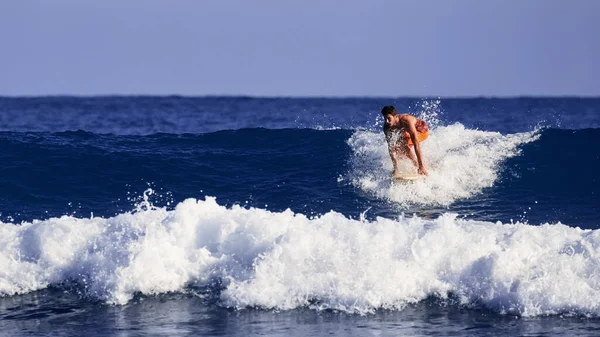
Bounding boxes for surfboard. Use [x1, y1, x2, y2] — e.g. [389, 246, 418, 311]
[391, 173, 425, 183]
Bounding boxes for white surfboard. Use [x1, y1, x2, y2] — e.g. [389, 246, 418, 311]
[391, 173, 425, 183]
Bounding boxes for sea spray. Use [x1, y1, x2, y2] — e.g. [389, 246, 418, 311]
[347, 123, 540, 206]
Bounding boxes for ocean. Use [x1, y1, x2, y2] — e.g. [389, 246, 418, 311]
[0, 96, 599, 336]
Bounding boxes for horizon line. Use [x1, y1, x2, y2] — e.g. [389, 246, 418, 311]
[1, 94, 600, 100]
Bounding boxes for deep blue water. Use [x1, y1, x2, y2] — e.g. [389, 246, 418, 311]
[0, 96, 599, 336]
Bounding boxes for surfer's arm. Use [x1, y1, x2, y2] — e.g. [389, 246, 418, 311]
[384, 127, 400, 174]
[384, 126, 393, 152]
[408, 124, 428, 175]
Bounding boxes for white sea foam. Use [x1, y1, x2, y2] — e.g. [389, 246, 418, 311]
[346, 123, 539, 206]
[1, 197, 600, 316]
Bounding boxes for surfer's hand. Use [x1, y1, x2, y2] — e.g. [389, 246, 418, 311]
[418, 166, 428, 176]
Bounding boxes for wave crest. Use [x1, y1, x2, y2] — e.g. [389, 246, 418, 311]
[2, 197, 600, 316]
[346, 123, 539, 206]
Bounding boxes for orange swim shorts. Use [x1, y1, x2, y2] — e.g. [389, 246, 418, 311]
[404, 130, 429, 147]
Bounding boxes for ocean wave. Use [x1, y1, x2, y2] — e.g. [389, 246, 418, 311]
[1, 195, 599, 317]
[0, 126, 597, 227]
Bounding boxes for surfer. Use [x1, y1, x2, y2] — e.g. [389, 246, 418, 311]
[381, 105, 429, 176]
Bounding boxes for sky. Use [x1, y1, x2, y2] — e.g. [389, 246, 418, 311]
[0, 0, 598, 97]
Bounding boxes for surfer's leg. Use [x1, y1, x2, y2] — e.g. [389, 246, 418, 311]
[401, 145, 419, 168]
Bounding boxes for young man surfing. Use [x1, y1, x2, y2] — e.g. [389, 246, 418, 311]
[381, 105, 429, 177]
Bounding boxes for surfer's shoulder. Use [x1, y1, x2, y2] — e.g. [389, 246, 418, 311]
[398, 114, 417, 123]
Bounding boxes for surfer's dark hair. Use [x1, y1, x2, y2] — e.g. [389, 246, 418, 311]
[381, 106, 397, 116]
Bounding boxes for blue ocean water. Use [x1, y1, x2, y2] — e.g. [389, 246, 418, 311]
[0, 96, 599, 336]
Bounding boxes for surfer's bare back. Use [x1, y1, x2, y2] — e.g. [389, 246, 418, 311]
[381, 106, 429, 176]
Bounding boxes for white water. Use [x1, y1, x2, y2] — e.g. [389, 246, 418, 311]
[347, 123, 539, 206]
[1, 196, 599, 316]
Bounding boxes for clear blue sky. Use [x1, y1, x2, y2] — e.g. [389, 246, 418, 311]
[1, 0, 598, 97]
